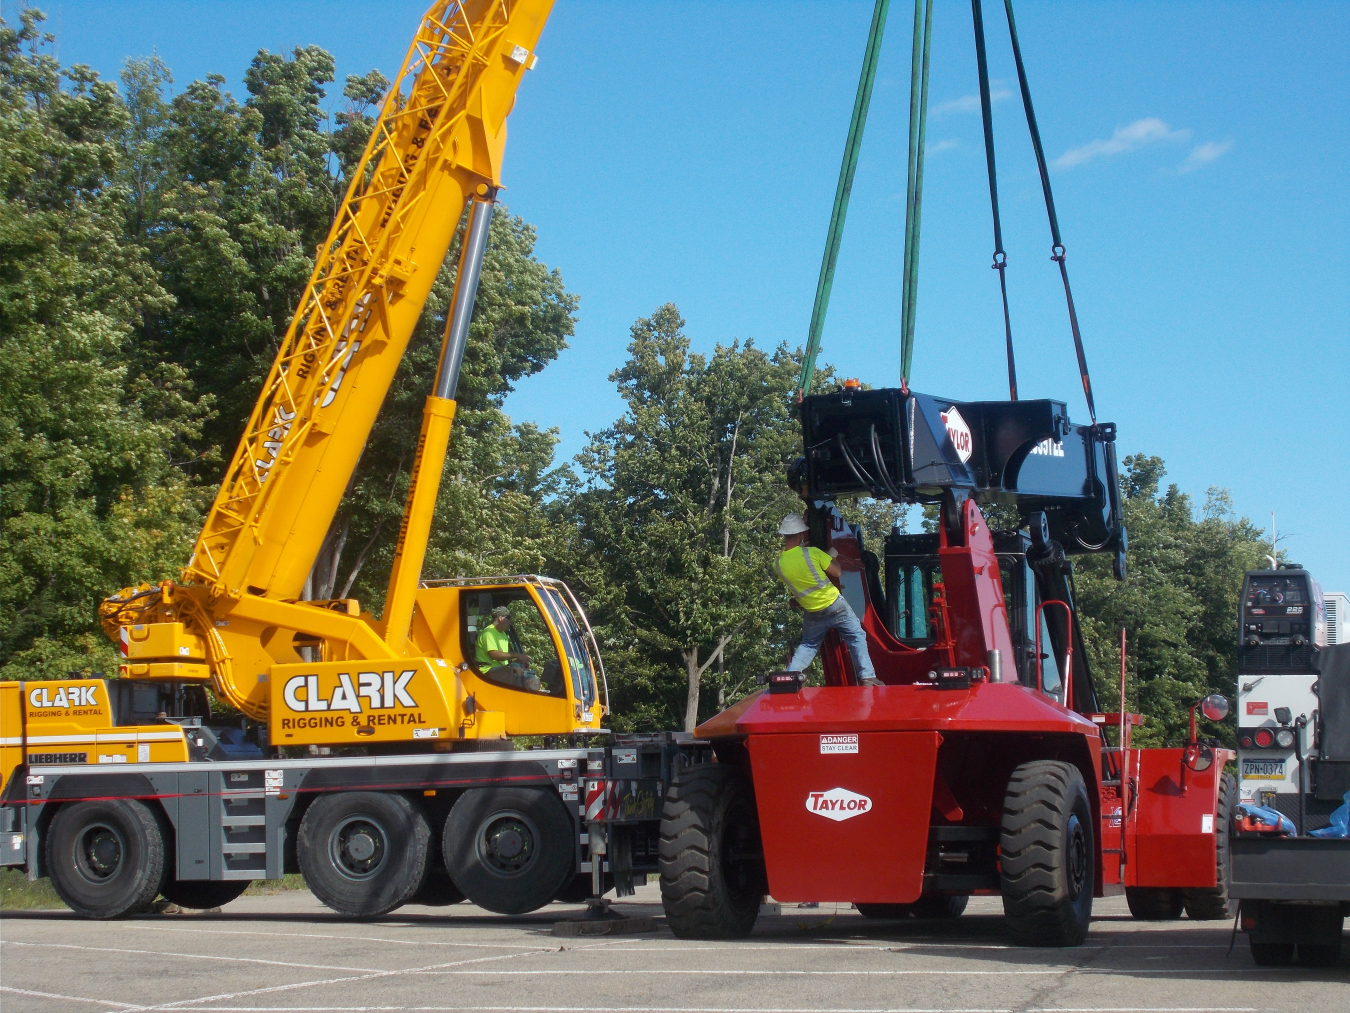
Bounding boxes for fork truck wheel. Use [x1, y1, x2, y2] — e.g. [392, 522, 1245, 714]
[160, 879, 251, 910]
[298, 791, 430, 917]
[46, 799, 167, 919]
[1000, 760, 1094, 947]
[659, 763, 765, 939]
[443, 787, 574, 914]
[1182, 772, 1236, 920]
[1125, 888, 1184, 920]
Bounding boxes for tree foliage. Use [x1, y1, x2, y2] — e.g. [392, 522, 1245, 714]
[0, 13, 574, 677]
[560, 305, 803, 730]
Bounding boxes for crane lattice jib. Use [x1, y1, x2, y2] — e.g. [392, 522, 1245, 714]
[186, 0, 553, 601]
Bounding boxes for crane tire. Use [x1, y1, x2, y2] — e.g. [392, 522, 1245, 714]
[659, 763, 764, 940]
[160, 879, 251, 910]
[1182, 772, 1237, 920]
[999, 760, 1094, 947]
[1125, 888, 1184, 920]
[444, 787, 574, 915]
[298, 791, 430, 918]
[46, 799, 167, 919]
[408, 870, 465, 907]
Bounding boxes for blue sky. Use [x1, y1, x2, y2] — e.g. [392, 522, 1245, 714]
[30, 1, 1350, 594]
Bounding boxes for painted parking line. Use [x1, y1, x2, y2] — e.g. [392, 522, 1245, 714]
[0, 985, 141, 1009]
[0, 939, 384, 974]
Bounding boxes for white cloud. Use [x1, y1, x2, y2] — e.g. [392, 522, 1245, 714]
[1053, 117, 1192, 169]
[1178, 139, 1233, 173]
[933, 87, 1011, 117]
[930, 138, 959, 153]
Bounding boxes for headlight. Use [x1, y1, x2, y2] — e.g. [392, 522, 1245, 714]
[1275, 728, 1295, 749]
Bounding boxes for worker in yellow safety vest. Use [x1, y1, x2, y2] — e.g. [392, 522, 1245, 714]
[773, 514, 879, 686]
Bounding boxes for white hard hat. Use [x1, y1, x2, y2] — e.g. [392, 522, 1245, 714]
[778, 513, 809, 536]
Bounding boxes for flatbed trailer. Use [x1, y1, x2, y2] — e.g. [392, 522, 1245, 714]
[0, 734, 697, 918]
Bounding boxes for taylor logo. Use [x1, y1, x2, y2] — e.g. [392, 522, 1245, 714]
[806, 788, 872, 821]
[940, 407, 973, 463]
[820, 734, 859, 754]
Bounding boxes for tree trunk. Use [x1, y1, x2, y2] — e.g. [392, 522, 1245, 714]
[682, 647, 702, 733]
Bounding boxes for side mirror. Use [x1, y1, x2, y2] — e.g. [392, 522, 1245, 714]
[1183, 741, 1215, 772]
[1200, 694, 1229, 722]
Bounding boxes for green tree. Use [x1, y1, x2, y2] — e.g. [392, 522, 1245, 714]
[562, 305, 804, 731]
[0, 12, 208, 678]
[312, 208, 579, 609]
[1074, 454, 1269, 746]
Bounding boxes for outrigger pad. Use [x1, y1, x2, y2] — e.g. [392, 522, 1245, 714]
[795, 387, 1124, 557]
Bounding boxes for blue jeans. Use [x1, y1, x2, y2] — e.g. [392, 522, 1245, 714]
[788, 596, 877, 682]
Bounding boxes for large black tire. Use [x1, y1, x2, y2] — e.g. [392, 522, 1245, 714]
[659, 763, 765, 939]
[407, 870, 464, 907]
[1126, 887, 1184, 920]
[298, 792, 430, 917]
[1000, 760, 1095, 947]
[912, 893, 968, 919]
[46, 800, 167, 919]
[856, 903, 913, 919]
[160, 879, 251, 910]
[1183, 772, 1237, 920]
[1250, 941, 1295, 966]
[443, 787, 574, 915]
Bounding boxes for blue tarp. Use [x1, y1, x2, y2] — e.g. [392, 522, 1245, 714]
[1310, 790, 1350, 839]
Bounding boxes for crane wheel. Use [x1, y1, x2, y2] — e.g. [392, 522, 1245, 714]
[297, 791, 430, 918]
[443, 787, 574, 915]
[160, 879, 251, 910]
[659, 763, 765, 940]
[408, 870, 465, 907]
[1182, 772, 1236, 920]
[1125, 888, 1184, 920]
[46, 800, 167, 919]
[999, 760, 1094, 947]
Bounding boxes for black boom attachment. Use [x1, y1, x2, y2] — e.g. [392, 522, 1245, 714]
[793, 387, 1125, 572]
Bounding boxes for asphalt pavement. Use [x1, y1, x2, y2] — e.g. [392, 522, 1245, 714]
[1, 887, 1345, 1013]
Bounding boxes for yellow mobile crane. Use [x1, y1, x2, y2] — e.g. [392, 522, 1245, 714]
[0, 2, 656, 921]
[3, 0, 602, 778]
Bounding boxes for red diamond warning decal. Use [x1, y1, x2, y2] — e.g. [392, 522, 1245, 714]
[941, 406, 973, 464]
[805, 787, 872, 821]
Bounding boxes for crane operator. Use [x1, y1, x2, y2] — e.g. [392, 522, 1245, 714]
[476, 606, 541, 692]
[773, 514, 880, 686]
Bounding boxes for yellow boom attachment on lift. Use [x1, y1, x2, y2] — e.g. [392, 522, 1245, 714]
[86, 0, 607, 753]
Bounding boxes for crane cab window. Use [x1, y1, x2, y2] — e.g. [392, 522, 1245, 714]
[462, 590, 567, 697]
